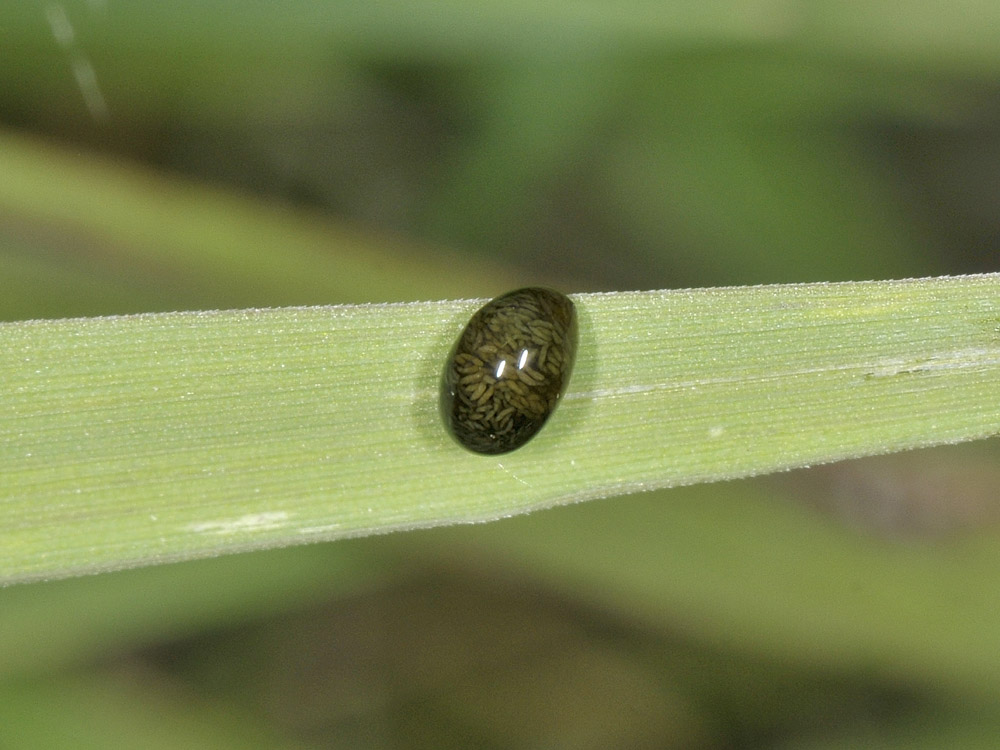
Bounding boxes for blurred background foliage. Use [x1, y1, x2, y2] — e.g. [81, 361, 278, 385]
[3, 1, 1000, 747]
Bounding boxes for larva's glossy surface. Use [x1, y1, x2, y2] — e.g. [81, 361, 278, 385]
[441, 287, 577, 455]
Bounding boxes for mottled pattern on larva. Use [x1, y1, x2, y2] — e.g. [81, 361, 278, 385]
[442, 288, 577, 454]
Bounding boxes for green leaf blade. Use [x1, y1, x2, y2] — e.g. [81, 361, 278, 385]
[3, 275, 1000, 583]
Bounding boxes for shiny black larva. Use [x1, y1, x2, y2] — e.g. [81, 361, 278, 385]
[441, 287, 578, 455]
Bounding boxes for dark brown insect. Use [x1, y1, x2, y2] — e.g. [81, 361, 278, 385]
[441, 287, 577, 454]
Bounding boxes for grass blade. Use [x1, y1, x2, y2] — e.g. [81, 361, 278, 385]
[3, 274, 999, 582]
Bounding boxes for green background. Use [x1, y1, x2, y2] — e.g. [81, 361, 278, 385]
[3, 1, 1000, 746]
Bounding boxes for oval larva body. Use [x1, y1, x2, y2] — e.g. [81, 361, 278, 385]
[441, 287, 577, 454]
